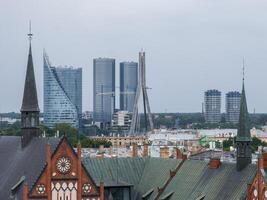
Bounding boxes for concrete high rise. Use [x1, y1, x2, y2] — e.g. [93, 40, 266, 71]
[43, 53, 81, 128]
[120, 62, 138, 112]
[226, 91, 241, 124]
[204, 89, 221, 123]
[93, 58, 115, 128]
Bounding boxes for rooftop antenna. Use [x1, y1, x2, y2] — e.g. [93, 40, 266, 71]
[27, 21, 33, 42]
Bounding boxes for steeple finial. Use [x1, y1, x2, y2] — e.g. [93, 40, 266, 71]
[27, 21, 33, 42]
[242, 57, 245, 82]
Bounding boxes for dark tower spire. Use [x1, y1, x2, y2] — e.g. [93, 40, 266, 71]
[21, 22, 40, 147]
[236, 61, 252, 171]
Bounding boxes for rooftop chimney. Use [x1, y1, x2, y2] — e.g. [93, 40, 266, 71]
[132, 143, 138, 157]
[143, 143, 149, 157]
[208, 158, 221, 169]
[260, 148, 267, 169]
[160, 147, 169, 158]
[176, 148, 187, 160]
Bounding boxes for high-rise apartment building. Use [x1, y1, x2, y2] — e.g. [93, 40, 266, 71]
[93, 58, 115, 128]
[226, 91, 241, 124]
[112, 110, 131, 132]
[204, 89, 221, 123]
[120, 62, 138, 112]
[43, 53, 82, 128]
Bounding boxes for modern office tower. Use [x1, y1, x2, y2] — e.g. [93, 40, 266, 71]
[93, 58, 115, 128]
[120, 62, 138, 112]
[204, 89, 221, 123]
[226, 91, 241, 124]
[54, 67, 82, 121]
[43, 53, 82, 128]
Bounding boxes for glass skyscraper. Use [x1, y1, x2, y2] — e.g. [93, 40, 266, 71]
[120, 62, 138, 112]
[226, 91, 241, 124]
[43, 53, 82, 128]
[204, 89, 221, 123]
[93, 58, 115, 128]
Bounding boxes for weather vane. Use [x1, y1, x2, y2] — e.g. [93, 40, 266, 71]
[27, 21, 33, 41]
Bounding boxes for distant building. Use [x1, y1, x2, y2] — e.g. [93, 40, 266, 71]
[226, 91, 241, 124]
[112, 110, 131, 132]
[204, 89, 221, 123]
[120, 62, 138, 112]
[82, 111, 93, 120]
[43, 53, 81, 128]
[93, 58, 115, 128]
[91, 135, 148, 147]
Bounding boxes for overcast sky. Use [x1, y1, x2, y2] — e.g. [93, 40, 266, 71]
[1, 0, 267, 113]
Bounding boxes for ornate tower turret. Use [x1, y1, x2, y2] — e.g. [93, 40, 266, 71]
[236, 66, 252, 171]
[21, 24, 40, 147]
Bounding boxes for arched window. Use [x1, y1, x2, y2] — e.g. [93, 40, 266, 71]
[26, 117, 31, 127]
[31, 117, 35, 127]
[51, 182, 77, 200]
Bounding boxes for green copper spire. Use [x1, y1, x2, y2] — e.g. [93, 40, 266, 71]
[236, 67, 251, 142]
[236, 62, 252, 171]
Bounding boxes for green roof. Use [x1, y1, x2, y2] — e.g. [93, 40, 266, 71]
[82, 157, 256, 200]
[159, 160, 256, 200]
[135, 158, 181, 200]
[82, 157, 146, 187]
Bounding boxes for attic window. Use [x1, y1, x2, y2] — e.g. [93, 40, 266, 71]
[195, 194, 206, 200]
[160, 191, 174, 200]
[142, 188, 154, 199]
[10, 176, 25, 196]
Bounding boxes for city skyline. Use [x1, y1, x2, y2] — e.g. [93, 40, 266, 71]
[1, 0, 267, 113]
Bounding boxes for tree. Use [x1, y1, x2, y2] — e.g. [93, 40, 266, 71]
[223, 137, 235, 151]
[52, 123, 79, 146]
[215, 141, 222, 149]
[251, 136, 267, 153]
[81, 138, 112, 148]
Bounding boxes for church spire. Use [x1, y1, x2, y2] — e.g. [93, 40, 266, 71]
[237, 59, 251, 141]
[21, 22, 40, 148]
[236, 60, 252, 171]
[21, 21, 39, 112]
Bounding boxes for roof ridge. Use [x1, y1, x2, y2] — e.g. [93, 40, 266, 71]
[154, 159, 186, 200]
[29, 137, 62, 194]
[136, 157, 151, 186]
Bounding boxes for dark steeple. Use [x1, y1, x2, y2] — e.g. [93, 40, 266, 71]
[21, 23, 40, 147]
[236, 63, 252, 171]
[21, 31, 39, 112]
